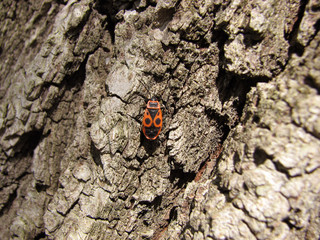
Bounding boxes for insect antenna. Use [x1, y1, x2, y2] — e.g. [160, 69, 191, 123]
[138, 78, 152, 101]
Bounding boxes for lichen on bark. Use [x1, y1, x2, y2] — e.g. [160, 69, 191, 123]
[0, 0, 320, 239]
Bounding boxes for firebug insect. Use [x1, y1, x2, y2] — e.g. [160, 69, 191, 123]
[142, 97, 162, 140]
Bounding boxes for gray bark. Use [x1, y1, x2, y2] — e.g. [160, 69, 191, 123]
[0, 0, 320, 239]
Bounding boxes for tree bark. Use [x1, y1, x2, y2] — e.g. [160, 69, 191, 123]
[1, 0, 320, 239]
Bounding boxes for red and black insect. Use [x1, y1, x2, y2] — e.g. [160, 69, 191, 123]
[142, 97, 162, 140]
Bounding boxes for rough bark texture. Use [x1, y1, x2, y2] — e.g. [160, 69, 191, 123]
[0, 0, 320, 239]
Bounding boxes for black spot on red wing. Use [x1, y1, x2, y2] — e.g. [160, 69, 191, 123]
[155, 118, 161, 125]
[145, 118, 151, 125]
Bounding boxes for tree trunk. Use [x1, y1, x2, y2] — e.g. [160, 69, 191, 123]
[1, 0, 320, 239]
